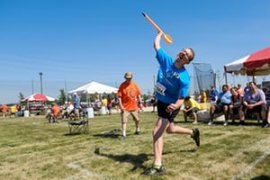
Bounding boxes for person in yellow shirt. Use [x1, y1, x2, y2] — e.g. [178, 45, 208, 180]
[101, 96, 108, 114]
[200, 90, 207, 103]
[9, 105, 17, 117]
[183, 96, 201, 124]
[101, 96, 108, 107]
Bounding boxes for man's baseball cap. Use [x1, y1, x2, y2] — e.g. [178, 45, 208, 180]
[124, 72, 133, 79]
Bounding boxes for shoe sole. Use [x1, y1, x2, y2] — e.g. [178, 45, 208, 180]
[192, 129, 200, 147]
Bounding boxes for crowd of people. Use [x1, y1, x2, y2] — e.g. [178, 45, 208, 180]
[183, 82, 270, 128]
[0, 103, 22, 117]
[212, 82, 270, 127]
[45, 93, 118, 123]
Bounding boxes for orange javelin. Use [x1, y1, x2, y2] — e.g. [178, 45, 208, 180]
[142, 12, 173, 44]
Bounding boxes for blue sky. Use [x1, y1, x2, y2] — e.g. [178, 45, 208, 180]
[1, 0, 270, 103]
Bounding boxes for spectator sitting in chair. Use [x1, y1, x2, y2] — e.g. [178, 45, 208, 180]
[242, 81, 266, 125]
[62, 102, 73, 119]
[229, 87, 244, 124]
[209, 84, 232, 126]
[183, 96, 201, 124]
[236, 84, 244, 97]
[210, 86, 219, 102]
[244, 82, 250, 93]
[51, 103, 60, 123]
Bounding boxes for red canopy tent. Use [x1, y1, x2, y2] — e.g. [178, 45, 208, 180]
[21, 93, 55, 102]
[21, 93, 56, 114]
[224, 47, 270, 81]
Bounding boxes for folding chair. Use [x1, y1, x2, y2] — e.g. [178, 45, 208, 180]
[67, 112, 89, 134]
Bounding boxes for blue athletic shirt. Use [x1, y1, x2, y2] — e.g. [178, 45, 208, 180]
[155, 48, 190, 104]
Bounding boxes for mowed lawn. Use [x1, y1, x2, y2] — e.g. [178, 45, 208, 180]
[0, 112, 270, 180]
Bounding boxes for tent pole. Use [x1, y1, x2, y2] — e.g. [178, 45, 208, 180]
[224, 72, 228, 85]
[252, 72, 255, 82]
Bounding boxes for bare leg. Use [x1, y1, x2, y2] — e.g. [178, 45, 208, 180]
[153, 118, 169, 166]
[239, 107, 245, 121]
[229, 105, 234, 123]
[166, 123, 193, 134]
[193, 112, 198, 124]
[209, 106, 215, 125]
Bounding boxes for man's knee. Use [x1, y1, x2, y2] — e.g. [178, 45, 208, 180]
[133, 118, 140, 123]
[166, 126, 174, 133]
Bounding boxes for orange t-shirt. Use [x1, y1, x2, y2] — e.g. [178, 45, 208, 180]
[117, 81, 141, 111]
[52, 105, 60, 116]
[2, 104, 8, 113]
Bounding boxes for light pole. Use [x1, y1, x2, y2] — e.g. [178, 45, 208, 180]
[39, 72, 43, 94]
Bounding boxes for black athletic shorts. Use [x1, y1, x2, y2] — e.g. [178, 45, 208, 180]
[157, 100, 180, 123]
[244, 105, 263, 114]
[214, 103, 230, 114]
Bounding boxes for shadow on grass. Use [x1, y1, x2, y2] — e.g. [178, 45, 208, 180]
[251, 175, 270, 180]
[94, 148, 149, 171]
[176, 120, 263, 127]
[93, 129, 122, 139]
[163, 148, 197, 154]
[63, 132, 89, 136]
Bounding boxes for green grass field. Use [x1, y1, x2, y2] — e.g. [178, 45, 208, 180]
[0, 113, 269, 180]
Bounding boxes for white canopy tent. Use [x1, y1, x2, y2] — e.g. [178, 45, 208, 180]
[68, 81, 118, 94]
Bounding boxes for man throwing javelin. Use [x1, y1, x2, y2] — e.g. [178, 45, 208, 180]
[144, 32, 200, 176]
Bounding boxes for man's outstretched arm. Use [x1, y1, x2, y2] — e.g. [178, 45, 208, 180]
[154, 32, 163, 51]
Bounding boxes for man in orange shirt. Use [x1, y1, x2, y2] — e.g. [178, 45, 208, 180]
[118, 72, 143, 138]
[1, 104, 8, 117]
[51, 103, 60, 123]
